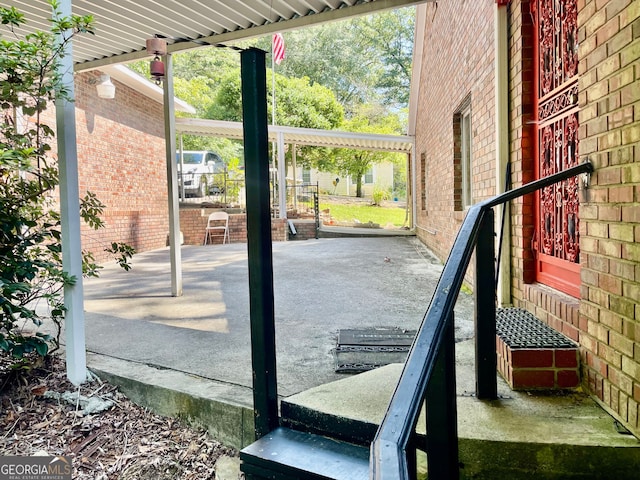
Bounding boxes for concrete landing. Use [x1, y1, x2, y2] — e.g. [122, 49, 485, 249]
[318, 225, 415, 237]
[283, 342, 640, 479]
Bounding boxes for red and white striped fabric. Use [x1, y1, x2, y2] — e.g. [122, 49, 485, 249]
[272, 33, 285, 65]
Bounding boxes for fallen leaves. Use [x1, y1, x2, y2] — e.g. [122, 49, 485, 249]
[0, 354, 238, 479]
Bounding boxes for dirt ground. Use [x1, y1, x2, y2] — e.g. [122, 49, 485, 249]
[0, 354, 239, 479]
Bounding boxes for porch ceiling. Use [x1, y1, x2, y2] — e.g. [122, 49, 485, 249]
[6, 0, 425, 71]
[176, 118, 414, 153]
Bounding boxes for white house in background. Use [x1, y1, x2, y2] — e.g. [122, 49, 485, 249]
[290, 162, 395, 198]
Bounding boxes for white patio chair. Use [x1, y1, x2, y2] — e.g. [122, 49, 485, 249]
[203, 211, 230, 245]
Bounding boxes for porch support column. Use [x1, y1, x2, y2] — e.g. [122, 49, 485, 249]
[495, 0, 511, 306]
[163, 53, 183, 297]
[241, 48, 279, 438]
[56, 0, 86, 385]
[292, 143, 298, 211]
[277, 131, 287, 219]
[475, 209, 498, 400]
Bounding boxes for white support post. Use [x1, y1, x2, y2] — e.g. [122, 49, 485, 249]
[495, 2, 511, 307]
[277, 131, 287, 219]
[163, 53, 183, 297]
[292, 143, 297, 211]
[56, 0, 87, 385]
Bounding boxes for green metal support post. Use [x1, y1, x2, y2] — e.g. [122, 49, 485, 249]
[241, 48, 279, 438]
[475, 208, 498, 400]
[425, 314, 459, 480]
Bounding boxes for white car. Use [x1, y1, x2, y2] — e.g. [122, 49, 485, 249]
[176, 151, 225, 197]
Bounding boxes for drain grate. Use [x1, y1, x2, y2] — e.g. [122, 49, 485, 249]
[333, 328, 416, 373]
[496, 308, 576, 349]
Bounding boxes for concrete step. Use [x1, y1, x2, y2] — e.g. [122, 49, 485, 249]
[240, 427, 369, 480]
[318, 225, 415, 238]
[89, 341, 640, 479]
[281, 361, 640, 479]
[87, 353, 255, 450]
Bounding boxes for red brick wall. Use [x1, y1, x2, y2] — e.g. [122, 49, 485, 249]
[508, 0, 639, 436]
[179, 209, 289, 244]
[44, 71, 169, 262]
[574, 0, 639, 437]
[414, 0, 639, 437]
[290, 220, 318, 240]
[414, 0, 496, 267]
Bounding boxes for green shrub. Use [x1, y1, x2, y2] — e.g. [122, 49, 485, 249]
[372, 185, 389, 206]
[0, 1, 133, 360]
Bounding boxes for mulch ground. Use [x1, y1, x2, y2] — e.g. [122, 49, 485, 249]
[0, 353, 239, 479]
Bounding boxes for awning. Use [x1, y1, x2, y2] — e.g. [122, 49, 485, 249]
[8, 0, 425, 70]
[177, 118, 414, 153]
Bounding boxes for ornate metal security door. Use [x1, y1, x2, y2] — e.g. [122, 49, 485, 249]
[532, 0, 580, 297]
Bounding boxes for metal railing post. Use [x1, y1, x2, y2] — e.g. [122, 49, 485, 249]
[371, 161, 592, 479]
[425, 314, 459, 480]
[314, 188, 320, 239]
[475, 208, 498, 399]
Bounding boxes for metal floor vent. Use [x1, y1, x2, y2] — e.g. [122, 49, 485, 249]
[496, 308, 577, 349]
[333, 328, 416, 373]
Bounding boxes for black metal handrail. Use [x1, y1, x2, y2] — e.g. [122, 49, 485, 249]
[370, 161, 593, 479]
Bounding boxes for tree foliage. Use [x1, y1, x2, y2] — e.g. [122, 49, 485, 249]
[0, 1, 133, 360]
[263, 22, 380, 111]
[207, 68, 344, 129]
[352, 8, 415, 109]
[260, 7, 415, 113]
[325, 106, 405, 197]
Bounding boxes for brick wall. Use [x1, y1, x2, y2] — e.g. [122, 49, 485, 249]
[179, 208, 289, 244]
[414, 0, 639, 436]
[576, 0, 640, 436]
[289, 220, 318, 240]
[414, 0, 496, 268]
[44, 71, 170, 263]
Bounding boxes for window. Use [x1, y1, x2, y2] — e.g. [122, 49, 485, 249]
[364, 169, 374, 184]
[302, 168, 311, 184]
[453, 96, 472, 210]
[460, 106, 472, 208]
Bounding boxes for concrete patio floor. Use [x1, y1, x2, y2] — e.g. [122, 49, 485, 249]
[62, 235, 639, 477]
[81, 236, 473, 398]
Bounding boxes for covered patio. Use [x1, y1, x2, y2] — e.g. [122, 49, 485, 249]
[8, 0, 423, 384]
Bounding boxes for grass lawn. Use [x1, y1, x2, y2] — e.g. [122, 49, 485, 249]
[319, 201, 407, 228]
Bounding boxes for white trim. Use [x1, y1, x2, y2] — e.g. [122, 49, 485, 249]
[495, 3, 511, 307]
[57, 0, 87, 385]
[408, 3, 426, 137]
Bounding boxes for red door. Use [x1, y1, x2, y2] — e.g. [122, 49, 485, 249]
[532, 0, 580, 297]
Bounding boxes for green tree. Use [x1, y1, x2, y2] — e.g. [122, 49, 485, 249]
[264, 22, 380, 112]
[353, 8, 415, 108]
[0, 2, 133, 360]
[326, 107, 404, 198]
[208, 69, 343, 128]
[262, 7, 415, 113]
[208, 68, 344, 169]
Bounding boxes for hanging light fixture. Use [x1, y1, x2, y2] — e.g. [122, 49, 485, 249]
[91, 73, 116, 99]
[146, 37, 167, 85]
